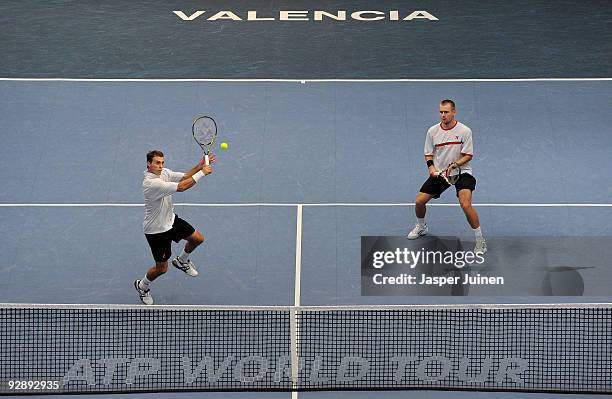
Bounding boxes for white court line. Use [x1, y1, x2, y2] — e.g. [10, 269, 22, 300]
[290, 205, 303, 396]
[0, 203, 612, 207]
[1, 78, 611, 82]
[294, 205, 303, 307]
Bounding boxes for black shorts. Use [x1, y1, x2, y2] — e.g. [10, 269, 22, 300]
[419, 173, 477, 199]
[145, 215, 196, 262]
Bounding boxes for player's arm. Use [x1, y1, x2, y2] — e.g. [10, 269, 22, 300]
[177, 156, 216, 192]
[451, 128, 474, 171]
[455, 154, 472, 166]
[177, 165, 213, 192]
[425, 155, 437, 177]
[180, 154, 217, 181]
[424, 129, 436, 176]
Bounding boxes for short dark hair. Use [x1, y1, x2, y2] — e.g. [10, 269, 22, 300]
[440, 99, 456, 109]
[147, 150, 164, 163]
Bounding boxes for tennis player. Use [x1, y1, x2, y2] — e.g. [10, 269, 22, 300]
[407, 100, 487, 254]
[134, 150, 216, 305]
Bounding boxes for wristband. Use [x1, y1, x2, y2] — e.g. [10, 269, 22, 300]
[426, 160, 434, 168]
[192, 170, 205, 183]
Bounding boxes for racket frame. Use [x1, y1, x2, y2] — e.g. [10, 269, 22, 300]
[192, 115, 218, 165]
[441, 163, 461, 185]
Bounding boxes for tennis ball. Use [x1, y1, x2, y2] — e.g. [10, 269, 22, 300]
[220, 142, 229, 150]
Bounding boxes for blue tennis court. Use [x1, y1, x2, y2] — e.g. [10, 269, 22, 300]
[1, 1, 611, 398]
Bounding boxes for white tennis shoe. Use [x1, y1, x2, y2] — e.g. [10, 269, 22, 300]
[474, 237, 487, 254]
[407, 224, 428, 240]
[172, 257, 199, 277]
[134, 280, 154, 305]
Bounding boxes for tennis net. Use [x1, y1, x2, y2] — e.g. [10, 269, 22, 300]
[1, 303, 610, 394]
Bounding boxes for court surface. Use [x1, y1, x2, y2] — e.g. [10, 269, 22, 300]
[1, 1, 611, 398]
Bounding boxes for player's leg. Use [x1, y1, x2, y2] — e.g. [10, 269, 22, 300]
[184, 230, 204, 253]
[171, 217, 201, 277]
[136, 233, 171, 305]
[457, 188, 487, 253]
[415, 192, 433, 219]
[146, 261, 169, 280]
[408, 174, 448, 239]
[407, 192, 433, 239]
[458, 189, 479, 228]
[135, 261, 167, 305]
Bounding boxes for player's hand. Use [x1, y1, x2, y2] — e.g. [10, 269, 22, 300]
[202, 165, 213, 176]
[198, 153, 217, 166]
[448, 162, 458, 172]
[429, 167, 439, 177]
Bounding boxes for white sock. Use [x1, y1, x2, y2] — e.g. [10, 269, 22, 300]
[473, 226, 483, 239]
[417, 217, 426, 226]
[178, 249, 190, 263]
[139, 275, 152, 290]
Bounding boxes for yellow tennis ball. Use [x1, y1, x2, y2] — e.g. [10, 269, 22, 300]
[220, 142, 229, 150]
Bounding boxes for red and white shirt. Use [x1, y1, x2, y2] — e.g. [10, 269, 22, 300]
[424, 121, 473, 176]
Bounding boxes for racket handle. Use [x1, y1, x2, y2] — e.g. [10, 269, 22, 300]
[204, 154, 209, 165]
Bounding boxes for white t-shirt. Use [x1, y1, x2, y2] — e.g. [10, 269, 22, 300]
[424, 121, 474, 176]
[142, 168, 184, 234]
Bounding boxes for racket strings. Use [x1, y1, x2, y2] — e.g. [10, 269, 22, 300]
[447, 173, 460, 184]
[193, 118, 217, 145]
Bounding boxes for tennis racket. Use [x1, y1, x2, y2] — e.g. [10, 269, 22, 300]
[192, 116, 217, 165]
[438, 163, 461, 185]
